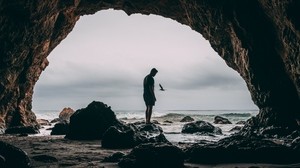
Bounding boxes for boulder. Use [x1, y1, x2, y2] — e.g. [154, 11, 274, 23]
[37, 119, 51, 126]
[102, 123, 135, 149]
[213, 116, 232, 124]
[59, 107, 74, 122]
[181, 120, 222, 135]
[129, 122, 169, 145]
[65, 101, 120, 140]
[102, 122, 169, 149]
[180, 116, 194, 122]
[51, 121, 69, 135]
[0, 141, 31, 167]
[5, 125, 39, 135]
[118, 143, 184, 168]
[102, 152, 125, 163]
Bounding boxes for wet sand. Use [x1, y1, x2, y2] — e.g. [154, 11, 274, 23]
[1, 135, 299, 168]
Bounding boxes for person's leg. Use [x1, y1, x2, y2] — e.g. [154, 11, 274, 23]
[145, 106, 149, 123]
[147, 106, 153, 124]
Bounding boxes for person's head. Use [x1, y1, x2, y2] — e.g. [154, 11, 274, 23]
[150, 68, 158, 77]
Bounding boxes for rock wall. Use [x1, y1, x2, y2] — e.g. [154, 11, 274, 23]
[0, 0, 299, 129]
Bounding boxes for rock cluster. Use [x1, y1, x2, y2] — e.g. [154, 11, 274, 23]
[181, 120, 222, 135]
[50, 107, 74, 135]
[185, 134, 300, 164]
[102, 122, 169, 149]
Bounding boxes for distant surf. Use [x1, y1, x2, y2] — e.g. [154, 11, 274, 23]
[35, 109, 258, 143]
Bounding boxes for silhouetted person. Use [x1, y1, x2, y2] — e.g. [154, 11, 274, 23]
[143, 68, 158, 124]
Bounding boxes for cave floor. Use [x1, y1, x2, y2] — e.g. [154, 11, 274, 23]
[0, 135, 300, 168]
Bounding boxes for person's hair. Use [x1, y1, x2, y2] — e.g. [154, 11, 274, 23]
[150, 68, 158, 74]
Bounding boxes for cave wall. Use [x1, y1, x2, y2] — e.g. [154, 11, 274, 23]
[0, 0, 299, 129]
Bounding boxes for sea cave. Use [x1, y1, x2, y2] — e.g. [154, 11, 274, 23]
[0, 0, 300, 167]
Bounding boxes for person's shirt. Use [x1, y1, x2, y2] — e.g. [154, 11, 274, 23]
[143, 74, 154, 96]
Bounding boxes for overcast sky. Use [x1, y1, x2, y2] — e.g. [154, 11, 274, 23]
[32, 9, 258, 111]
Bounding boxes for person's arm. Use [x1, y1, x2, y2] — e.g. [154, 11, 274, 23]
[150, 85, 156, 102]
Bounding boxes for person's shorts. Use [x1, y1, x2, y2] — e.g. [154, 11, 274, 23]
[143, 94, 155, 106]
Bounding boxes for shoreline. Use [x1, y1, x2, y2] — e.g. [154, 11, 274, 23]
[1, 134, 300, 168]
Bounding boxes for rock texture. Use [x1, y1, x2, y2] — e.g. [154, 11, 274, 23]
[213, 116, 232, 124]
[65, 101, 120, 140]
[0, 1, 300, 131]
[58, 107, 74, 122]
[0, 140, 31, 167]
[102, 122, 169, 149]
[181, 120, 222, 135]
[185, 134, 300, 164]
[118, 143, 184, 168]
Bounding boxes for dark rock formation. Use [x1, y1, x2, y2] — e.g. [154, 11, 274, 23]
[32, 155, 58, 163]
[102, 123, 135, 149]
[65, 101, 120, 140]
[180, 116, 194, 122]
[50, 121, 69, 135]
[102, 122, 169, 149]
[181, 120, 222, 135]
[58, 107, 74, 122]
[0, 0, 299, 133]
[213, 116, 232, 124]
[185, 135, 300, 164]
[291, 137, 300, 151]
[5, 125, 39, 135]
[0, 141, 31, 167]
[102, 152, 125, 163]
[118, 143, 184, 168]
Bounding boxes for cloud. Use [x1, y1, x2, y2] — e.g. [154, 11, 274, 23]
[33, 9, 257, 111]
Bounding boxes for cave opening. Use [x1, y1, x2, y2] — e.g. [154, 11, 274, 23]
[32, 9, 257, 114]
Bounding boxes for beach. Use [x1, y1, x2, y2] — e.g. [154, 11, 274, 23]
[1, 108, 300, 167]
[1, 134, 300, 168]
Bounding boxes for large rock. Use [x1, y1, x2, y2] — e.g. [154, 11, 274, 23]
[118, 143, 184, 168]
[180, 116, 194, 122]
[213, 116, 232, 124]
[59, 107, 74, 122]
[51, 121, 69, 135]
[181, 120, 222, 135]
[102, 122, 169, 149]
[65, 101, 120, 140]
[102, 123, 135, 149]
[5, 125, 39, 135]
[0, 141, 31, 167]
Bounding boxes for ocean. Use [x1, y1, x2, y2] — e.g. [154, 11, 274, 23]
[35, 109, 258, 143]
